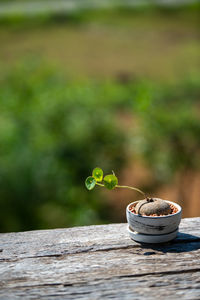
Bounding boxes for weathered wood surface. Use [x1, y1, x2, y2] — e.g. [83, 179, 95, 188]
[0, 217, 200, 299]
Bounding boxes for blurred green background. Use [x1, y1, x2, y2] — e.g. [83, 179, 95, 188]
[0, 0, 200, 232]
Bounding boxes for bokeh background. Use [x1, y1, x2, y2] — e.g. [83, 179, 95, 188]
[0, 0, 200, 232]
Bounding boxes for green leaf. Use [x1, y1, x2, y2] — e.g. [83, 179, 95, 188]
[104, 174, 118, 190]
[85, 176, 96, 190]
[92, 167, 103, 182]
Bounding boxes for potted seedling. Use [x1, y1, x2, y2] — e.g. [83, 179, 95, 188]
[85, 167, 182, 243]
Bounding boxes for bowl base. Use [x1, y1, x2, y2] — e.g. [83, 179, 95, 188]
[128, 226, 178, 244]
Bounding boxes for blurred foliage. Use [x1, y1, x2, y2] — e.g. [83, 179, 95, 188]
[0, 59, 200, 232]
[0, 1, 199, 27]
[129, 75, 200, 202]
[0, 60, 128, 232]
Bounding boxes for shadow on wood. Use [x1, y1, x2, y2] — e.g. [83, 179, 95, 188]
[140, 232, 200, 254]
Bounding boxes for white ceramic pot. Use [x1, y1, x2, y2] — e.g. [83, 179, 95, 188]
[126, 199, 182, 235]
[127, 226, 178, 244]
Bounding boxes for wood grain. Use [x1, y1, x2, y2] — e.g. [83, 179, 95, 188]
[0, 217, 200, 299]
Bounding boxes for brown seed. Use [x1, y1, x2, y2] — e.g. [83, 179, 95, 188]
[129, 203, 178, 216]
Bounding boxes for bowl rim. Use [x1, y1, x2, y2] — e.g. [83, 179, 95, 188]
[126, 199, 182, 219]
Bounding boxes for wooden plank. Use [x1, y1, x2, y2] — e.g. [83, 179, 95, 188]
[0, 217, 200, 299]
[0, 217, 200, 260]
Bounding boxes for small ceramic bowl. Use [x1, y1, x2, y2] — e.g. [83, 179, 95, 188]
[126, 199, 182, 236]
[128, 226, 178, 244]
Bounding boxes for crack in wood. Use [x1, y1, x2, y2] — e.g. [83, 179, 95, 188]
[0, 245, 136, 262]
[115, 268, 200, 279]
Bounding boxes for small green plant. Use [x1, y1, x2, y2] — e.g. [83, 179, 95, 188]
[85, 167, 146, 197]
[85, 167, 172, 216]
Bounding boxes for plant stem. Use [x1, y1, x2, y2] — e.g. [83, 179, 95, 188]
[116, 185, 146, 198]
[96, 182, 146, 198]
[96, 183, 104, 187]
